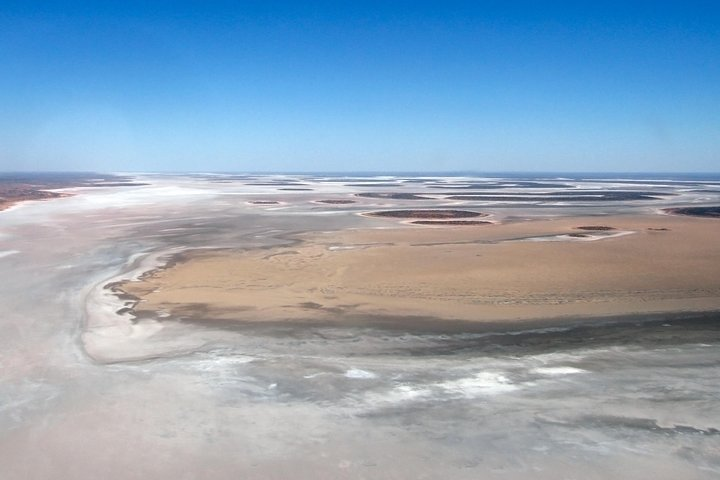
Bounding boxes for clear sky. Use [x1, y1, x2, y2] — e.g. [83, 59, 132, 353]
[1, 1, 718, 173]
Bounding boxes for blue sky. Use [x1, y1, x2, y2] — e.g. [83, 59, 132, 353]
[1, 1, 718, 172]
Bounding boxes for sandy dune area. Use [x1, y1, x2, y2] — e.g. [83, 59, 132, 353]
[120, 214, 720, 324]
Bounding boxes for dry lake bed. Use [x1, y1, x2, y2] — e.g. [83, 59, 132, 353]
[1, 172, 720, 479]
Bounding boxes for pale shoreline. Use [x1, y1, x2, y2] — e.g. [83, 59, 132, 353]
[110, 213, 720, 330]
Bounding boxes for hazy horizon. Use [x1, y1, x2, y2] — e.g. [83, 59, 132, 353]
[3, 170, 720, 177]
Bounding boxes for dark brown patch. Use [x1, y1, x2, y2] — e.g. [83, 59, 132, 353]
[356, 192, 432, 200]
[410, 220, 493, 226]
[366, 209, 486, 219]
[575, 226, 616, 231]
[664, 206, 720, 218]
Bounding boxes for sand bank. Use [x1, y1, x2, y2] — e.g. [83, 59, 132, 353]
[117, 214, 720, 325]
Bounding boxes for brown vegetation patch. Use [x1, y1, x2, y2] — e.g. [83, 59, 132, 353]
[356, 192, 432, 200]
[366, 209, 486, 219]
[575, 226, 616, 231]
[410, 220, 493, 226]
[664, 206, 720, 218]
[345, 183, 403, 187]
[316, 199, 356, 204]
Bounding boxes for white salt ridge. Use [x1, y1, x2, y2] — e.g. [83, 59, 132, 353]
[328, 245, 358, 251]
[82, 246, 207, 362]
[345, 368, 377, 379]
[532, 366, 587, 375]
[0, 250, 20, 259]
[517, 230, 634, 242]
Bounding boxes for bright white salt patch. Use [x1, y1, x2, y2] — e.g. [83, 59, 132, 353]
[389, 385, 431, 401]
[532, 367, 586, 375]
[0, 250, 20, 259]
[345, 368, 377, 379]
[437, 372, 519, 397]
[515, 231, 635, 243]
[369, 371, 520, 406]
[191, 355, 256, 373]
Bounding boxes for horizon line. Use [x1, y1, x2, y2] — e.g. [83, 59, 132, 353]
[2, 170, 720, 176]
